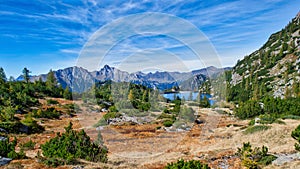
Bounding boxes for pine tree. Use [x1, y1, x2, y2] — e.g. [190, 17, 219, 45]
[46, 69, 56, 90]
[63, 86, 72, 100]
[22, 67, 30, 83]
[0, 67, 7, 83]
[199, 95, 210, 108]
[128, 89, 134, 101]
[142, 90, 148, 102]
[8, 76, 15, 82]
[245, 77, 249, 91]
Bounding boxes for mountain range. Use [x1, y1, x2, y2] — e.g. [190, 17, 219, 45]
[20, 65, 230, 93]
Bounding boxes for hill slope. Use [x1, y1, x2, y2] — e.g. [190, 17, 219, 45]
[228, 12, 300, 101]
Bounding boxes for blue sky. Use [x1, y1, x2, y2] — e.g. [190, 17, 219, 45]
[0, 0, 299, 77]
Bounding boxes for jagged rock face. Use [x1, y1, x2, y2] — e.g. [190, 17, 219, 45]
[56, 67, 95, 92]
[231, 13, 300, 98]
[25, 64, 229, 93]
[180, 74, 207, 91]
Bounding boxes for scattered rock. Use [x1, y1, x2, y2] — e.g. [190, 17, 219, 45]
[195, 119, 204, 124]
[0, 128, 8, 134]
[19, 124, 30, 134]
[272, 153, 300, 165]
[96, 126, 104, 131]
[0, 157, 12, 166]
[0, 136, 7, 141]
[72, 166, 84, 169]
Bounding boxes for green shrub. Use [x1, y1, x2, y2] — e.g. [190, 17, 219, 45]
[20, 140, 35, 150]
[259, 155, 277, 165]
[243, 125, 271, 135]
[282, 115, 300, 120]
[163, 120, 174, 127]
[0, 122, 22, 133]
[32, 108, 60, 119]
[179, 106, 195, 122]
[164, 159, 210, 169]
[248, 119, 255, 126]
[108, 105, 118, 112]
[47, 99, 59, 105]
[41, 122, 107, 166]
[0, 137, 26, 159]
[199, 96, 210, 108]
[236, 142, 276, 168]
[0, 120, 44, 134]
[94, 118, 108, 127]
[158, 113, 176, 120]
[21, 114, 44, 134]
[291, 125, 300, 151]
[257, 114, 276, 124]
[62, 103, 80, 115]
[274, 119, 286, 125]
[235, 100, 263, 119]
[103, 111, 121, 120]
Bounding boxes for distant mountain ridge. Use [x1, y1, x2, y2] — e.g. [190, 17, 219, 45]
[22, 65, 230, 92]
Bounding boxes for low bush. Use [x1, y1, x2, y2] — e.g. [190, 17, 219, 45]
[236, 142, 276, 168]
[103, 111, 121, 120]
[32, 108, 60, 119]
[62, 103, 80, 115]
[47, 99, 59, 105]
[94, 118, 108, 127]
[291, 125, 300, 151]
[158, 113, 176, 120]
[248, 119, 255, 126]
[41, 122, 108, 166]
[163, 120, 174, 127]
[282, 115, 300, 120]
[0, 137, 26, 159]
[108, 105, 118, 112]
[164, 159, 210, 169]
[20, 140, 35, 150]
[257, 114, 277, 124]
[0, 122, 22, 133]
[243, 125, 271, 135]
[21, 114, 44, 134]
[179, 106, 195, 122]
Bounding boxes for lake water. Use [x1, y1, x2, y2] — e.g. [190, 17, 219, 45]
[162, 91, 215, 105]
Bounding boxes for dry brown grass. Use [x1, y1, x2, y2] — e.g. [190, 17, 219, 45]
[2, 99, 300, 169]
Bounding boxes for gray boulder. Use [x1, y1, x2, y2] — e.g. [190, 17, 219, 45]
[0, 157, 12, 166]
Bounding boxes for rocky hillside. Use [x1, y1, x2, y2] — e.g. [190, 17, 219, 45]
[229, 12, 300, 100]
